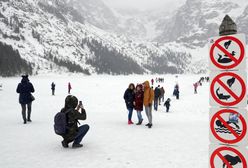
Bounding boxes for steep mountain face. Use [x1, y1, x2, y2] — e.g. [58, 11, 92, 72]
[114, 9, 168, 40]
[67, 0, 118, 31]
[156, 0, 244, 48]
[67, 0, 149, 39]
[0, 0, 191, 76]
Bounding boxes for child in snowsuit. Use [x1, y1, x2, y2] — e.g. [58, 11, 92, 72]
[164, 98, 171, 112]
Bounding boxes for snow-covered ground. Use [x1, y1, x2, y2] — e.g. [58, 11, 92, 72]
[0, 74, 209, 168]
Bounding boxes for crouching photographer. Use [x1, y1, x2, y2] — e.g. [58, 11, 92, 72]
[55, 95, 90, 148]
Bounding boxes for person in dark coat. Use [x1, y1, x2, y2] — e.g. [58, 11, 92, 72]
[61, 95, 89, 148]
[154, 85, 161, 111]
[68, 82, 72, 94]
[123, 83, 135, 125]
[173, 84, 179, 99]
[16, 75, 35, 124]
[164, 98, 171, 112]
[51, 82, 55, 95]
[159, 87, 165, 104]
[134, 84, 144, 125]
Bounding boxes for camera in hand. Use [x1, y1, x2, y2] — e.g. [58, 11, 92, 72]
[79, 101, 83, 108]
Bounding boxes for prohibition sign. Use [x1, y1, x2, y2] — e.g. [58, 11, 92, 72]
[210, 146, 247, 168]
[210, 72, 246, 106]
[210, 36, 245, 69]
[210, 109, 247, 144]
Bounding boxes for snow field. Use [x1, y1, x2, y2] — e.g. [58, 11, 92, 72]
[0, 74, 209, 168]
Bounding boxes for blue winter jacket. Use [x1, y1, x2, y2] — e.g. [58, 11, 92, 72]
[16, 78, 35, 104]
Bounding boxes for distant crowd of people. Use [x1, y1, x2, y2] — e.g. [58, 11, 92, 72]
[151, 77, 165, 85]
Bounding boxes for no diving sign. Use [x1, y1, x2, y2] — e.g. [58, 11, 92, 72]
[209, 34, 246, 70]
[210, 71, 247, 107]
[209, 108, 248, 145]
[210, 145, 248, 168]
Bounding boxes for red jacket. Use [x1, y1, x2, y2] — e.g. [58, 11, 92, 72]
[134, 90, 144, 111]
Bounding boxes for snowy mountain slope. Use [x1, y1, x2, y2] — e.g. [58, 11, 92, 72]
[67, 0, 150, 40]
[156, 0, 247, 47]
[65, 0, 248, 75]
[152, 0, 248, 74]
[67, 0, 119, 31]
[0, 0, 193, 76]
[4, 0, 248, 76]
[237, 5, 248, 40]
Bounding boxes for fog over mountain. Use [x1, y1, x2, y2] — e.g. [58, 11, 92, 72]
[103, 0, 185, 11]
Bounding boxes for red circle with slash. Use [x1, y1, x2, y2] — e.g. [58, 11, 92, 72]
[210, 146, 247, 168]
[210, 36, 245, 69]
[210, 109, 247, 144]
[210, 72, 246, 106]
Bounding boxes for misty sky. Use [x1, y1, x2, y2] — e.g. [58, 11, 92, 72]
[103, 0, 186, 11]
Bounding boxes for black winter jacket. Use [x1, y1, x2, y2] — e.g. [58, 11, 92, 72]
[62, 108, 86, 143]
[124, 88, 135, 109]
[16, 78, 35, 104]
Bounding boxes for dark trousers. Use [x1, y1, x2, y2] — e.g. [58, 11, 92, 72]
[154, 98, 158, 111]
[74, 125, 90, 145]
[194, 89, 197, 94]
[165, 105, 170, 112]
[52, 89, 55, 95]
[21, 103, 32, 122]
[127, 107, 133, 121]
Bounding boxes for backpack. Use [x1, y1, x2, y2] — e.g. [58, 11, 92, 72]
[54, 108, 72, 135]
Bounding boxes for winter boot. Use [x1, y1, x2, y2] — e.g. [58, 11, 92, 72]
[136, 119, 143, 125]
[128, 120, 133, 125]
[61, 140, 69, 148]
[72, 143, 83, 148]
[145, 123, 149, 126]
[148, 124, 153, 128]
